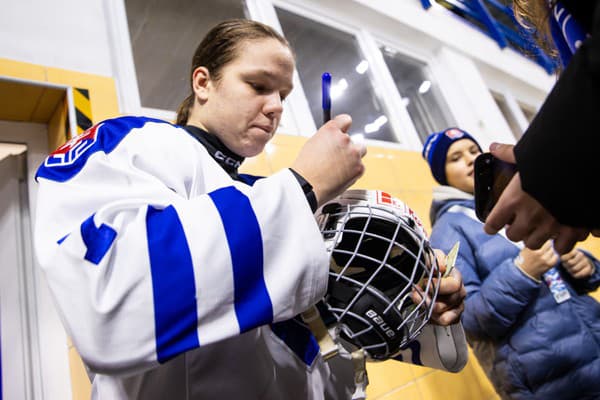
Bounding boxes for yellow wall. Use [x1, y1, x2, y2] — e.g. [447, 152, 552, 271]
[3, 58, 600, 400]
[0, 58, 120, 132]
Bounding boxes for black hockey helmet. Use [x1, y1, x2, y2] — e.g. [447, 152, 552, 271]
[315, 190, 440, 360]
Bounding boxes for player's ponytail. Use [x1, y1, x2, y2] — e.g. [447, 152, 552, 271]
[176, 94, 194, 126]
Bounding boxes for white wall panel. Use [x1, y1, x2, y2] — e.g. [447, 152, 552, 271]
[0, 0, 112, 77]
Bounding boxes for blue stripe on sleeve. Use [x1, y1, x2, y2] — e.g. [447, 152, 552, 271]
[271, 319, 320, 366]
[36, 116, 174, 182]
[146, 205, 200, 363]
[209, 186, 273, 332]
[395, 340, 423, 366]
[238, 173, 262, 186]
[80, 214, 117, 265]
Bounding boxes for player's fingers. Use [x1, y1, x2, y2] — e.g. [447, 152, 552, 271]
[433, 249, 447, 275]
[436, 273, 463, 296]
[431, 304, 464, 326]
[410, 287, 428, 305]
[351, 136, 367, 158]
[433, 290, 466, 314]
[332, 114, 352, 133]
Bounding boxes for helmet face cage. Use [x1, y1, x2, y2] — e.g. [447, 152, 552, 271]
[316, 190, 440, 361]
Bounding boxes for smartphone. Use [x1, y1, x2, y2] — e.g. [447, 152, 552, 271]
[474, 153, 517, 223]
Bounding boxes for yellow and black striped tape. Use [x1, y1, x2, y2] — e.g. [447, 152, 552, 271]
[73, 87, 93, 135]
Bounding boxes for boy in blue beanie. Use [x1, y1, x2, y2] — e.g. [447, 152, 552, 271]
[422, 128, 600, 400]
[421, 127, 481, 186]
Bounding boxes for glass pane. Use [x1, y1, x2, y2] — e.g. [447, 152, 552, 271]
[519, 103, 536, 123]
[276, 7, 396, 143]
[380, 47, 453, 144]
[126, 0, 246, 111]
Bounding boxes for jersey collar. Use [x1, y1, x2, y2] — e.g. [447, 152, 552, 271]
[183, 125, 245, 179]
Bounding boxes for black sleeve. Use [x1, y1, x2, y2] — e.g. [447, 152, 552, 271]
[514, 2, 600, 228]
[289, 168, 318, 213]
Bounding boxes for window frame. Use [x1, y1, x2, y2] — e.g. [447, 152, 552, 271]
[105, 0, 544, 150]
[491, 89, 533, 140]
[269, 0, 438, 149]
[372, 33, 458, 149]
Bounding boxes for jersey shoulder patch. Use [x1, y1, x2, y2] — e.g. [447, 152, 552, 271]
[36, 116, 174, 182]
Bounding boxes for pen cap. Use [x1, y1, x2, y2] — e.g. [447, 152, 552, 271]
[321, 72, 331, 110]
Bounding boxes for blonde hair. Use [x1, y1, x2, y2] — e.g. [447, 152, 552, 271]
[176, 19, 292, 126]
[512, 0, 558, 61]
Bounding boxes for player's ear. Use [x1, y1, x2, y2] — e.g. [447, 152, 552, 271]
[192, 66, 211, 102]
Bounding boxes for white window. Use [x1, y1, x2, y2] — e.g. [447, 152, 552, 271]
[124, 0, 247, 113]
[380, 47, 454, 144]
[490, 90, 531, 140]
[275, 6, 396, 143]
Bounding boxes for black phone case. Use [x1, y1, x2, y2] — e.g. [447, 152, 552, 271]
[474, 153, 517, 223]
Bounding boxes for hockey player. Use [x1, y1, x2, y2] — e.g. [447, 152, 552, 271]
[34, 19, 466, 399]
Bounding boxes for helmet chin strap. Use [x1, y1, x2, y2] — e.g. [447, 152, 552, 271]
[350, 349, 368, 400]
[301, 305, 369, 398]
[300, 306, 339, 361]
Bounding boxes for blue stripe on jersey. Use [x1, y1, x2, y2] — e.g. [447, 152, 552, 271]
[238, 173, 262, 186]
[395, 340, 423, 366]
[80, 214, 117, 265]
[35, 116, 172, 182]
[146, 205, 199, 363]
[271, 319, 320, 366]
[209, 186, 273, 332]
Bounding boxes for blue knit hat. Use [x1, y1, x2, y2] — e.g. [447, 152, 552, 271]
[422, 127, 482, 185]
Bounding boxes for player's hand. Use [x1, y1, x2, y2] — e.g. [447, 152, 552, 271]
[413, 249, 466, 326]
[483, 143, 588, 254]
[561, 249, 596, 279]
[291, 114, 366, 206]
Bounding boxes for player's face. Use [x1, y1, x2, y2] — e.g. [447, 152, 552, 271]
[445, 139, 480, 194]
[197, 38, 294, 158]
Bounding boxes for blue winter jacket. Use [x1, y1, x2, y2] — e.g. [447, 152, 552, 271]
[429, 186, 600, 400]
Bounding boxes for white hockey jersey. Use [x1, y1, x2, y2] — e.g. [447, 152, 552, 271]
[34, 116, 467, 399]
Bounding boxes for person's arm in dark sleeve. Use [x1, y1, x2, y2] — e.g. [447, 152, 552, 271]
[514, 3, 600, 228]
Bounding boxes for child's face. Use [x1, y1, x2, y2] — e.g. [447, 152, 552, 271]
[445, 139, 481, 194]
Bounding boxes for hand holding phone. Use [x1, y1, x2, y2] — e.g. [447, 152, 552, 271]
[474, 153, 517, 223]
